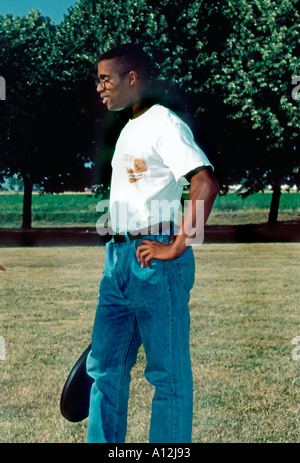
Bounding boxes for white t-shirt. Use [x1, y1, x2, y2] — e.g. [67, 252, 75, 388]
[109, 104, 212, 233]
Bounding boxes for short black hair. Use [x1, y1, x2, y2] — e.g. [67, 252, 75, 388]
[98, 43, 152, 80]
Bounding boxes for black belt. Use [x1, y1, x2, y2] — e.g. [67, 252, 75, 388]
[113, 233, 143, 243]
[113, 222, 173, 243]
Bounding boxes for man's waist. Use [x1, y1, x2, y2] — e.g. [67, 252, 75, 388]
[113, 221, 174, 243]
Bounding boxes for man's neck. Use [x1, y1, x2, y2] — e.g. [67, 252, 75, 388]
[131, 103, 151, 119]
[129, 95, 156, 119]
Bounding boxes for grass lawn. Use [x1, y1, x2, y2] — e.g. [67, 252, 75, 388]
[0, 191, 299, 227]
[0, 243, 299, 443]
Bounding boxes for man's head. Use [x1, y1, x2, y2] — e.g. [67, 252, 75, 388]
[96, 43, 152, 112]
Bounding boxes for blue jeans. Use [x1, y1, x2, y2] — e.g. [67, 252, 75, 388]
[86, 234, 195, 443]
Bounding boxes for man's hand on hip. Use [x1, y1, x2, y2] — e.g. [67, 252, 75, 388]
[136, 236, 186, 269]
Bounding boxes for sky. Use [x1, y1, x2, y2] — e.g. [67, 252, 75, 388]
[0, 0, 79, 23]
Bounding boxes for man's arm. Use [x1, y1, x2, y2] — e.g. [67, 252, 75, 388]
[136, 167, 220, 268]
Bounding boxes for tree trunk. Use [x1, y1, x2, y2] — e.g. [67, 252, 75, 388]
[268, 183, 281, 225]
[22, 175, 33, 229]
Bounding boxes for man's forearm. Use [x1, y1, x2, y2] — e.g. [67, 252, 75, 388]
[172, 168, 220, 255]
[136, 169, 219, 268]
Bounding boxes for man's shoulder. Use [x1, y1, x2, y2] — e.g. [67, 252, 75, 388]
[148, 104, 183, 127]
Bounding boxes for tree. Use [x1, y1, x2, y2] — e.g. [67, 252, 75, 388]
[0, 11, 53, 227]
[206, 0, 300, 223]
[60, 0, 229, 185]
[2, 1, 298, 228]
[143, 0, 300, 223]
[0, 10, 101, 228]
[57, 0, 161, 189]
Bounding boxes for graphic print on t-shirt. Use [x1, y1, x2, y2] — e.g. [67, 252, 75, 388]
[125, 156, 148, 183]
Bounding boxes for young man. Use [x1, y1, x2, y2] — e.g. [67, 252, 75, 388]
[86, 43, 219, 443]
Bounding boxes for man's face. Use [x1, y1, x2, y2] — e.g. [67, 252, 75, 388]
[96, 59, 132, 111]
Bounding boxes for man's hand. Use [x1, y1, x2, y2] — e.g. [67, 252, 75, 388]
[136, 168, 219, 269]
[136, 238, 181, 269]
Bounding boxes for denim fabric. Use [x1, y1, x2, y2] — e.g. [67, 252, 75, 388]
[86, 234, 195, 443]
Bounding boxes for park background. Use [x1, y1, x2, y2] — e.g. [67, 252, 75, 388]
[0, 0, 300, 443]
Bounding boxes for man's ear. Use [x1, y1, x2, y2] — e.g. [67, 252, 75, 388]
[128, 70, 139, 86]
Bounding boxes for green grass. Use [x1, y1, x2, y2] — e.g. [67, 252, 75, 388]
[213, 191, 300, 211]
[0, 191, 299, 227]
[0, 192, 102, 228]
[0, 243, 299, 443]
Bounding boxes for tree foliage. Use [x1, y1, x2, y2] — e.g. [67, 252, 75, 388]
[211, 1, 300, 196]
[0, 1, 299, 227]
[216, 0, 299, 222]
[0, 10, 101, 228]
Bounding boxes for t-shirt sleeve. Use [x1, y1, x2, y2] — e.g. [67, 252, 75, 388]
[156, 118, 213, 185]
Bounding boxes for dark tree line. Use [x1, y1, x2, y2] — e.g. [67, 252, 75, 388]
[0, 0, 299, 228]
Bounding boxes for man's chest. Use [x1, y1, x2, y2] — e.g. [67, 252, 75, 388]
[112, 127, 165, 185]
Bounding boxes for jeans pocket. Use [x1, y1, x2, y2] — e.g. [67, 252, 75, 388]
[174, 248, 195, 293]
